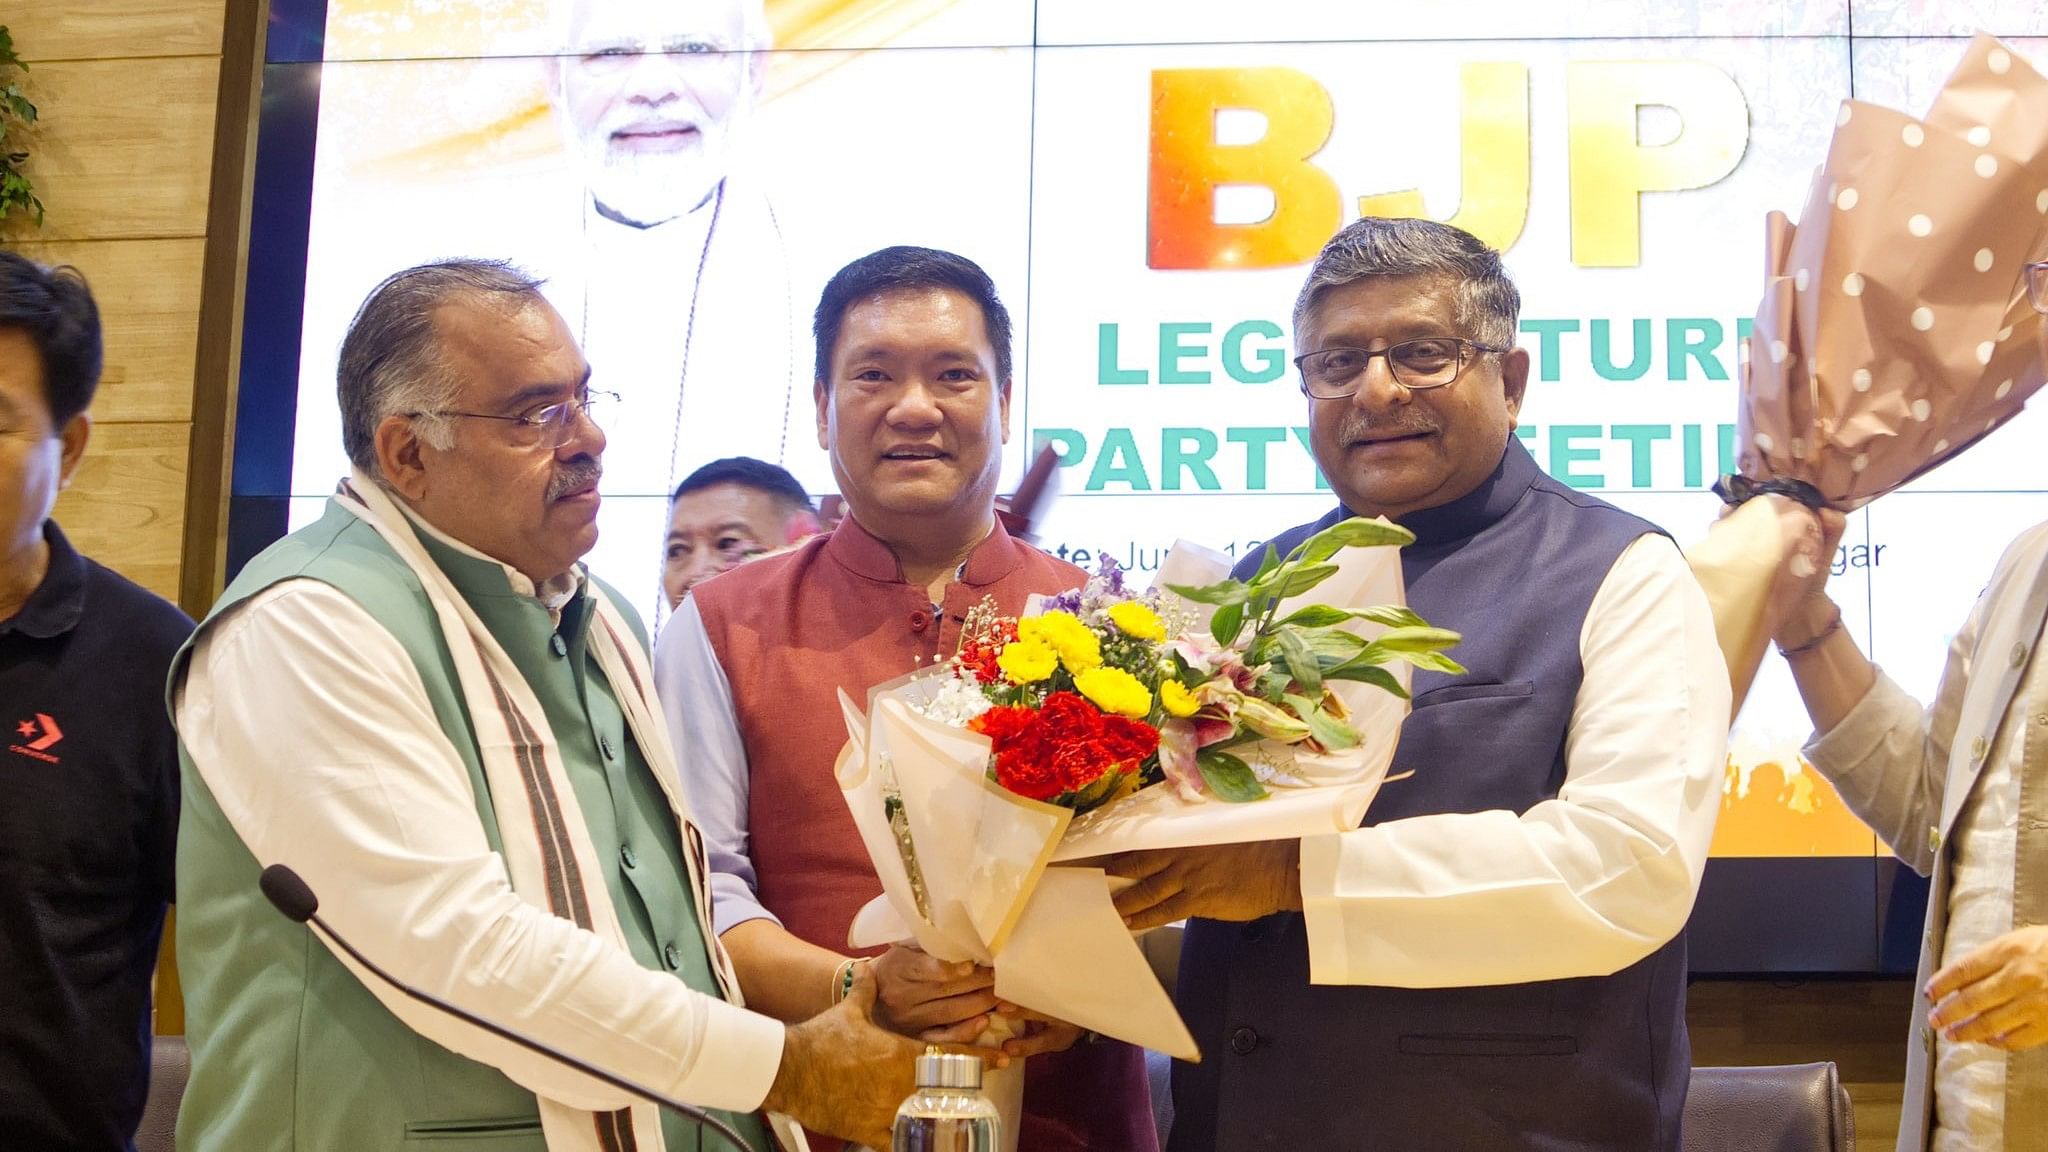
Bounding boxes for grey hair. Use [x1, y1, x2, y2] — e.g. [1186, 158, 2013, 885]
[336, 259, 549, 474]
[1291, 217, 1521, 348]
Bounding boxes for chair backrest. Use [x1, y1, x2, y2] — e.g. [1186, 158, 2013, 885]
[1682, 1062, 1854, 1152]
[136, 1034, 189, 1152]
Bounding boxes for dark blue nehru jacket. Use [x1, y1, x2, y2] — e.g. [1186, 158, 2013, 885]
[1170, 439, 1687, 1152]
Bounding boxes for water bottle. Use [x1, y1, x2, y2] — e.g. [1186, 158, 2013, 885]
[891, 1047, 1001, 1152]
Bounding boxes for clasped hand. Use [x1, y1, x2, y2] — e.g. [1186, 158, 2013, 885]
[871, 943, 1082, 1058]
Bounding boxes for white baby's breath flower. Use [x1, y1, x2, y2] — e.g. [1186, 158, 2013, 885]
[911, 674, 995, 728]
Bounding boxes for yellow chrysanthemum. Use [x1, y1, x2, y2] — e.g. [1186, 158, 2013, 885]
[1018, 611, 1102, 673]
[997, 638, 1058, 684]
[1075, 666, 1152, 718]
[1158, 678, 1202, 718]
[1106, 601, 1167, 642]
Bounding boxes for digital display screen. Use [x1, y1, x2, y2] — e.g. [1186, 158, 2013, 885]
[234, 0, 2048, 971]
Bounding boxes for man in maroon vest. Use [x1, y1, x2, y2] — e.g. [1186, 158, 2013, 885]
[656, 246, 1156, 1151]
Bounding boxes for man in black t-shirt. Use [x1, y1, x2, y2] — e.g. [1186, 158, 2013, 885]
[0, 251, 193, 1150]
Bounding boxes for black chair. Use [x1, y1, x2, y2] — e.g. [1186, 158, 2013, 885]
[136, 1034, 188, 1152]
[1683, 1062, 1855, 1152]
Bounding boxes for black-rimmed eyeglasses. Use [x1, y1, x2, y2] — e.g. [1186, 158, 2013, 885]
[1294, 338, 1508, 399]
[410, 389, 618, 450]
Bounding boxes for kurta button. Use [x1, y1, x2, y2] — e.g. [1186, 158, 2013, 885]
[601, 735, 616, 761]
[2013, 642, 2030, 668]
[1229, 1026, 1259, 1056]
[910, 610, 932, 633]
[620, 845, 638, 870]
[663, 943, 682, 970]
[1928, 826, 1943, 855]
[1970, 736, 1989, 763]
[550, 633, 568, 657]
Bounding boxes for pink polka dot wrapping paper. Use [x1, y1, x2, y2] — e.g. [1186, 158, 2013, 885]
[1736, 32, 2048, 510]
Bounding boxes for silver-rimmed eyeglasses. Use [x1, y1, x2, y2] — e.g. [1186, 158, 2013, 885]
[2027, 260, 2048, 316]
[1294, 337, 1508, 399]
[412, 388, 618, 449]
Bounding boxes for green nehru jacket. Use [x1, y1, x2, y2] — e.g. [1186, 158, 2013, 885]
[171, 500, 770, 1151]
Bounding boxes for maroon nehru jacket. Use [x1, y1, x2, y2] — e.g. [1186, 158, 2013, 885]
[691, 514, 1157, 1152]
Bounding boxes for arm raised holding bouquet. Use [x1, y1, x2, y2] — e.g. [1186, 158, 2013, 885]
[1703, 34, 2048, 1152]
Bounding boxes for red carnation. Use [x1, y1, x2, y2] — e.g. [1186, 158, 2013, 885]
[972, 691, 1160, 803]
[956, 618, 1020, 684]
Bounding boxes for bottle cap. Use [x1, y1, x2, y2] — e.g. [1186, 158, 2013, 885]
[914, 1046, 983, 1090]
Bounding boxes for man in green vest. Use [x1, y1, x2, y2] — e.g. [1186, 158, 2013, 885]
[171, 259, 922, 1152]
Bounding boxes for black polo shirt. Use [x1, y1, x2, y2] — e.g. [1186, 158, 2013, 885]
[0, 520, 192, 1151]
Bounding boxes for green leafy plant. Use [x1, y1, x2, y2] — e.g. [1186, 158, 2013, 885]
[1169, 517, 1466, 799]
[0, 27, 42, 227]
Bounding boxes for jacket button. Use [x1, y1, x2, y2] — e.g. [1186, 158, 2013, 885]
[620, 844, 638, 870]
[1970, 736, 1989, 763]
[2013, 642, 2030, 669]
[600, 735, 616, 761]
[1928, 825, 1944, 855]
[550, 633, 568, 658]
[663, 943, 683, 970]
[910, 610, 932, 633]
[1229, 1026, 1259, 1056]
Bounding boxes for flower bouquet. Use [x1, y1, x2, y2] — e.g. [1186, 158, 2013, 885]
[1688, 32, 2048, 710]
[833, 517, 1459, 1069]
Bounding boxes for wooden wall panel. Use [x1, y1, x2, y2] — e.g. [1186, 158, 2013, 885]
[1688, 978, 1913, 1151]
[2, 1, 227, 61]
[9, 238, 204, 423]
[53, 420, 192, 600]
[6, 56, 220, 242]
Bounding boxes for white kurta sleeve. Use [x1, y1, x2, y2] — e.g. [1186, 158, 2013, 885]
[654, 597, 781, 936]
[174, 580, 784, 1112]
[1298, 533, 1730, 987]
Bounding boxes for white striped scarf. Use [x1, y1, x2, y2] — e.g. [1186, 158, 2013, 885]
[335, 473, 797, 1152]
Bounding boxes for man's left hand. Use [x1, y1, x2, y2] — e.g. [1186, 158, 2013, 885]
[1927, 925, 2048, 1051]
[1105, 840, 1303, 932]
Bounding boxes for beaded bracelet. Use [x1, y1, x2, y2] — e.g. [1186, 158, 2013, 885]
[831, 957, 868, 1005]
[1778, 605, 1843, 659]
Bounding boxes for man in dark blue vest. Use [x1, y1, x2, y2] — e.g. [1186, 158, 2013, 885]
[1109, 217, 1730, 1151]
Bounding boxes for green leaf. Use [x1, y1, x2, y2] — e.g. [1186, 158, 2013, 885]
[1196, 748, 1268, 802]
[1284, 694, 1361, 751]
[1272, 604, 1352, 629]
[1394, 650, 1467, 676]
[1210, 599, 1245, 647]
[1297, 627, 1369, 665]
[1250, 542, 1282, 585]
[1295, 517, 1417, 565]
[1166, 579, 1250, 608]
[1274, 627, 1321, 694]
[1262, 561, 1339, 600]
[1369, 626, 1463, 653]
[1351, 604, 1428, 629]
[1323, 662, 1409, 698]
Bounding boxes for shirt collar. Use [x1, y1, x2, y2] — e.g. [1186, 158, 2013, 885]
[0, 520, 87, 639]
[1333, 437, 1538, 549]
[823, 511, 1023, 588]
[395, 501, 584, 615]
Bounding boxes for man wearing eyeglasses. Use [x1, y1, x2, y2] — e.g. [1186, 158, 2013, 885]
[170, 259, 924, 1152]
[1107, 217, 1729, 1151]
[1761, 258, 2048, 1152]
